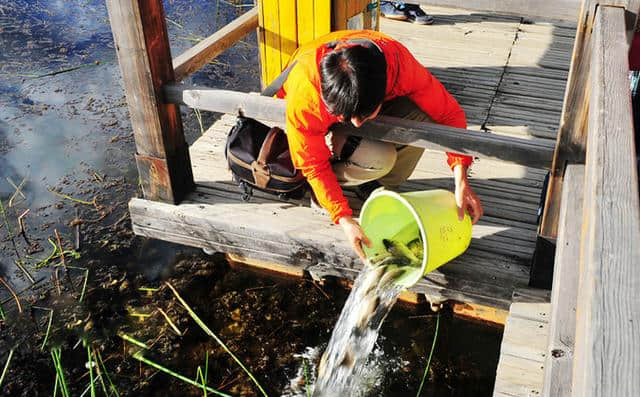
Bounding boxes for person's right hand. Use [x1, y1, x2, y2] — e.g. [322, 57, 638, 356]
[338, 216, 372, 262]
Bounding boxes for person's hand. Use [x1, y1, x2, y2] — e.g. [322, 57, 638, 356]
[338, 216, 372, 262]
[453, 165, 483, 224]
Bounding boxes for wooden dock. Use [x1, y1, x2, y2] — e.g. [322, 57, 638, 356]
[131, 6, 572, 312]
[108, 1, 640, 395]
[493, 302, 551, 396]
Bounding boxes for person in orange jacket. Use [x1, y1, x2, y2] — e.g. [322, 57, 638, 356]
[276, 30, 484, 261]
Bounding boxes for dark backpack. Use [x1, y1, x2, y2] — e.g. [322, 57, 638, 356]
[225, 59, 306, 201]
[225, 116, 306, 201]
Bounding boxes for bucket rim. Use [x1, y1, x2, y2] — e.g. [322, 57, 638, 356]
[359, 189, 428, 287]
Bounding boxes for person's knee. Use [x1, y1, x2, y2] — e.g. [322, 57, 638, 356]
[352, 139, 397, 175]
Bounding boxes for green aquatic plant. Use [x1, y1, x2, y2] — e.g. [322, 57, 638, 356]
[41, 309, 54, 351]
[51, 347, 71, 397]
[95, 349, 120, 397]
[416, 312, 440, 397]
[0, 349, 14, 389]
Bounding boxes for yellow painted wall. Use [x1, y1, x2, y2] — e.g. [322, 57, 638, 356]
[257, 0, 380, 88]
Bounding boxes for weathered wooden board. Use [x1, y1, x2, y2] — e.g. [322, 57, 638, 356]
[572, 6, 640, 397]
[413, 0, 581, 21]
[172, 7, 259, 82]
[493, 302, 551, 397]
[165, 85, 556, 168]
[106, 0, 194, 203]
[541, 164, 583, 397]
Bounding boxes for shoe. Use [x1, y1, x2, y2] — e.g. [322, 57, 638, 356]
[353, 180, 383, 202]
[404, 3, 434, 25]
[380, 1, 409, 21]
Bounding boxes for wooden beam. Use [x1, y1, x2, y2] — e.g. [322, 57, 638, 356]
[542, 164, 584, 397]
[164, 85, 555, 168]
[539, 0, 596, 238]
[173, 7, 259, 82]
[572, 6, 640, 397]
[414, 0, 582, 21]
[540, 0, 640, 238]
[106, 0, 193, 204]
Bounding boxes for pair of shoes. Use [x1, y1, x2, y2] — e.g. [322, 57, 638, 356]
[380, 2, 434, 25]
[352, 180, 383, 202]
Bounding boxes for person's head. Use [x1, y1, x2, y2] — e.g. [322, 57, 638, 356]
[320, 43, 387, 127]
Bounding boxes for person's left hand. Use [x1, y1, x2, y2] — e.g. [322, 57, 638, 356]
[453, 165, 483, 224]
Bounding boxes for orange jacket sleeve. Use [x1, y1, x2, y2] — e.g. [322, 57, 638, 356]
[284, 76, 352, 224]
[390, 42, 473, 170]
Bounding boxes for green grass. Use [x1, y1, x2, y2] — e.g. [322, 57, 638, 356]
[416, 312, 440, 397]
[95, 349, 120, 397]
[51, 347, 71, 397]
[41, 309, 54, 351]
[131, 351, 230, 397]
[87, 344, 96, 397]
[0, 349, 14, 389]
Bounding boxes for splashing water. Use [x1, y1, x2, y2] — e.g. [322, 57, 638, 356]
[312, 261, 407, 396]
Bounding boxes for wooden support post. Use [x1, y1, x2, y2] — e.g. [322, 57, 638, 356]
[106, 0, 194, 204]
[542, 164, 584, 397]
[572, 6, 640, 396]
[539, 0, 597, 239]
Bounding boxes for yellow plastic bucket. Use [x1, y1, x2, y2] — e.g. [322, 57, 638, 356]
[359, 189, 472, 288]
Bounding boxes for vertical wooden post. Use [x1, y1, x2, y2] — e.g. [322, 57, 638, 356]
[106, 0, 194, 204]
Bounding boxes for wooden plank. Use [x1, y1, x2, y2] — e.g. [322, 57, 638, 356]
[542, 164, 584, 397]
[453, 302, 509, 326]
[296, 0, 314, 46]
[262, 0, 282, 84]
[279, 0, 298, 68]
[313, 0, 331, 38]
[412, 0, 582, 21]
[494, 353, 545, 396]
[172, 7, 259, 82]
[501, 304, 550, 363]
[332, 0, 347, 30]
[493, 303, 550, 397]
[572, 6, 640, 397]
[129, 182, 536, 311]
[539, 0, 596, 238]
[165, 85, 555, 168]
[257, 0, 268, 88]
[105, 0, 193, 203]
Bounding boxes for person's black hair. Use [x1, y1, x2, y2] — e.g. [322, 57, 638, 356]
[320, 43, 387, 121]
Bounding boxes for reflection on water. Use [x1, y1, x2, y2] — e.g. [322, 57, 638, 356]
[0, 0, 260, 289]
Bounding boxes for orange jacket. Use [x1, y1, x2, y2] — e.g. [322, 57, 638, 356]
[277, 30, 472, 223]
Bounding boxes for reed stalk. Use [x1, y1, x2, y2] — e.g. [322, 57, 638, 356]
[51, 348, 71, 397]
[0, 349, 14, 389]
[41, 309, 54, 350]
[416, 312, 440, 397]
[0, 199, 14, 239]
[131, 351, 231, 397]
[95, 349, 120, 397]
[87, 344, 96, 397]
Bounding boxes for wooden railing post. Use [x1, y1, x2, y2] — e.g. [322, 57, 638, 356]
[106, 0, 194, 204]
[572, 6, 640, 396]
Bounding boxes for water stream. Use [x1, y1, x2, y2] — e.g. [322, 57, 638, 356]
[313, 263, 403, 396]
